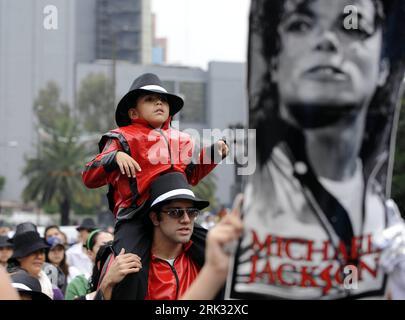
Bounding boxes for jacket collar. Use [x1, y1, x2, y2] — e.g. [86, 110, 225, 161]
[130, 116, 172, 130]
[151, 240, 193, 261]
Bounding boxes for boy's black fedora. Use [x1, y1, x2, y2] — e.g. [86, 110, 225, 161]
[11, 231, 49, 259]
[115, 73, 184, 127]
[149, 172, 209, 211]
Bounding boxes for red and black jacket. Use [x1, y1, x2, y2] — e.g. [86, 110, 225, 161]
[82, 117, 218, 218]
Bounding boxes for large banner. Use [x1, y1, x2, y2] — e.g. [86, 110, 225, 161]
[227, 0, 405, 299]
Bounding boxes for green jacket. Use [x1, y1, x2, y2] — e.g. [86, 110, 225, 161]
[65, 275, 90, 300]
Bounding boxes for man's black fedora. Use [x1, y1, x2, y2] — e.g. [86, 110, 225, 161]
[115, 73, 184, 127]
[0, 235, 13, 248]
[11, 271, 52, 300]
[10, 231, 49, 259]
[76, 218, 97, 232]
[149, 172, 209, 211]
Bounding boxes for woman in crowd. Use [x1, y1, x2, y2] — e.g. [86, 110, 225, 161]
[65, 229, 113, 300]
[7, 225, 54, 299]
[45, 236, 70, 293]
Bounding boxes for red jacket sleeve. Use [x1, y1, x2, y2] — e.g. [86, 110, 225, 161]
[185, 143, 220, 186]
[82, 139, 123, 188]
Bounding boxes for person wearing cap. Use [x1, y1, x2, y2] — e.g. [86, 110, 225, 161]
[44, 225, 64, 242]
[7, 225, 54, 299]
[0, 235, 13, 267]
[65, 218, 97, 280]
[82, 73, 229, 298]
[181, 199, 243, 300]
[10, 271, 52, 300]
[65, 229, 113, 300]
[45, 236, 69, 294]
[142, 172, 212, 300]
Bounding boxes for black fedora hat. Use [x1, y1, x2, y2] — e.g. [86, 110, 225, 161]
[149, 172, 209, 211]
[115, 73, 184, 127]
[0, 235, 13, 248]
[15, 222, 37, 235]
[11, 231, 49, 259]
[76, 218, 97, 232]
[11, 271, 52, 300]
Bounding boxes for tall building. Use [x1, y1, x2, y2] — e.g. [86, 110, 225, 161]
[152, 14, 167, 65]
[0, 0, 244, 208]
[0, 0, 79, 204]
[96, 0, 152, 64]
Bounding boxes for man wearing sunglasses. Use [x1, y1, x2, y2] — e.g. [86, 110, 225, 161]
[95, 172, 243, 300]
[107, 172, 210, 299]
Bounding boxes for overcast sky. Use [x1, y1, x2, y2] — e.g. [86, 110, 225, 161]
[151, 0, 251, 70]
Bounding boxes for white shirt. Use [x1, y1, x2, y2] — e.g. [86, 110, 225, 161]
[66, 242, 92, 280]
[38, 270, 54, 299]
[235, 146, 387, 299]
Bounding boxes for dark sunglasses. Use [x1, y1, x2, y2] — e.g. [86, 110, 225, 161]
[160, 208, 200, 219]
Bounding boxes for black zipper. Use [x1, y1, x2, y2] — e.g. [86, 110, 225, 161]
[159, 258, 180, 299]
[156, 128, 173, 169]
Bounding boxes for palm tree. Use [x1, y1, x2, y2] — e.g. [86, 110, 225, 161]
[0, 176, 5, 193]
[77, 73, 115, 134]
[192, 173, 218, 212]
[23, 116, 100, 225]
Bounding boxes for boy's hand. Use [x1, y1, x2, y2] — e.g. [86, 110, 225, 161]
[115, 151, 142, 178]
[217, 139, 229, 159]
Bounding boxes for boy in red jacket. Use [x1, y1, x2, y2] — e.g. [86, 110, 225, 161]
[82, 73, 228, 299]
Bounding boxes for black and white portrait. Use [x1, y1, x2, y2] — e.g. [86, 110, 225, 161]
[228, 0, 405, 299]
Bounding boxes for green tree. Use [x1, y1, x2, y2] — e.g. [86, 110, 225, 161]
[0, 176, 5, 193]
[24, 83, 105, 224]
[392, 92, 405, 217]
[192, 173, 218, 212]
[77, 73, 115, 134]
[22, 117, 100, 225]
[34, 81, 70, 130]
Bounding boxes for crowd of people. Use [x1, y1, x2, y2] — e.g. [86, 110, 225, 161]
[2, 0, 404, 300]
[0, 177, 243, 300]
[0, 217, 107, 300]
[0, 71, 239, 300]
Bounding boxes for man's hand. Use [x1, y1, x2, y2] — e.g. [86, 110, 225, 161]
[217, 140, 229, 159]
[115, 151, 142, 178]
[205, 196, 243, 276]
[180, 195, 243, 300]
[99, 248, 142, 300]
